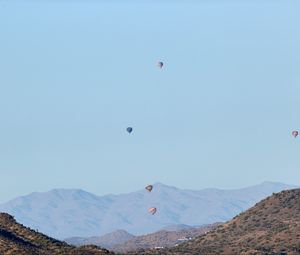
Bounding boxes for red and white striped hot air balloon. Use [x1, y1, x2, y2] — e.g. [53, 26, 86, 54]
[148, 207, 157, 215]
[292, 130, 298, 138]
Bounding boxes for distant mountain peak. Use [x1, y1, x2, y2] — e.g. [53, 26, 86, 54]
[161, 224, 193, 232]
[152, 182, 179, 190]
[260, 180, 291, 186]
[65, 229, 135, 249]
[0, 182, 297, 239]
[112, 229, 133, 234]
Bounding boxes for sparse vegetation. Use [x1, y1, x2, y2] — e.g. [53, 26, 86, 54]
[112, 224, 219, 253]
[0, 213, 114, 255]
[126, 189, 300, 255]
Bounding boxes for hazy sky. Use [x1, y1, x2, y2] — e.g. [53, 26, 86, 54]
[0, 0, 299, 203]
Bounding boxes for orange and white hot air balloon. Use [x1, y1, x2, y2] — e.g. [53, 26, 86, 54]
[148, 207, 157, 215]
[292, 130, 298, 138]
[145, 185, 153, 192]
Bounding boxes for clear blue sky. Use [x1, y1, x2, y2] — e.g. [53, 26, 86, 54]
[0, 0, 299, 203]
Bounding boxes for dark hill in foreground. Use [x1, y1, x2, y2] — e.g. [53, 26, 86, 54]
[128, 189, 300, 255]
[0, 213, 114, 255]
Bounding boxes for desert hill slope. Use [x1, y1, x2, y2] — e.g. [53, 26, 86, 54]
[129, 189, 300, 255]
[0, 182, 296, 239]
[112, 223, 219, 253]
[64, 224, 218, 251]
[0, 213, 114, 255]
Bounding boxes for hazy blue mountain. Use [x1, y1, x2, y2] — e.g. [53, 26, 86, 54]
[160, 224, 193, 232]
[64, 229, 135, 249]
[0, 182, 296, 239]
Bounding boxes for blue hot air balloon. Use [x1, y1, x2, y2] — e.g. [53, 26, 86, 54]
[157, 61, 163, 69]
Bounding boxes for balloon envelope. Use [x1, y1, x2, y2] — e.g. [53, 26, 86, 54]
[145, 185, 153, 192]
[157, 61, 163, 69]
[148, 207, 157, 215]
[292, 130, 298, 138]
[127, 127, 133, 133]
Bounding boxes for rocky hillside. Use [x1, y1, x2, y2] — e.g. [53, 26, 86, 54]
[128, 189, 300, 255]
[0, 213, 114, 255]
[113, 223, 219, 253]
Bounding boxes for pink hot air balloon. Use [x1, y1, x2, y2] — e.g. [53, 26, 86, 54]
[292, 130, 298, 138]
[148, 207, 157, 215]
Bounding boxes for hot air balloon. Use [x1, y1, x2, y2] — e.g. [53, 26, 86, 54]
[148, 207, 157, 215]
[292, 130, 298, 138]
[127, 127, 133, 134]
[157, 61, 163, 69]
[145, 185, 153, 192]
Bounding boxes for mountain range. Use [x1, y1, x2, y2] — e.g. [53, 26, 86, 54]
[1, 188, 300, 255]
[65, 223, 220, 252]
[111, 223, 220, 253]
[0, 182, 296, 239]
[129, 188, 300, 255]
